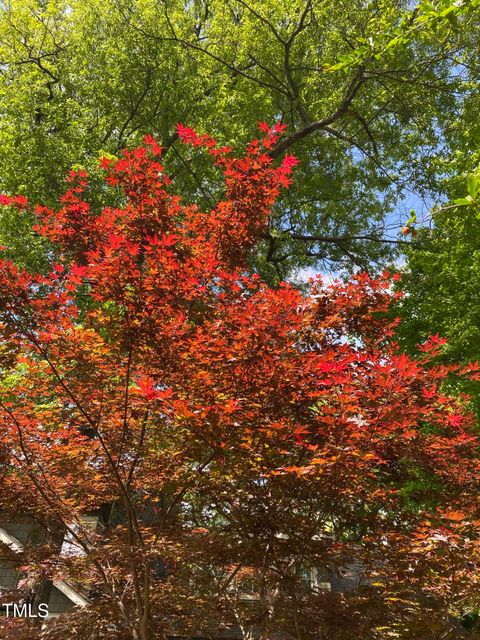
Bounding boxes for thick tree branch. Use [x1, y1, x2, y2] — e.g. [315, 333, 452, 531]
[270, 65, 367, 157]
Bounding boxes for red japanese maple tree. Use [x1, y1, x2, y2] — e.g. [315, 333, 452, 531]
[0, 125, 480, 640]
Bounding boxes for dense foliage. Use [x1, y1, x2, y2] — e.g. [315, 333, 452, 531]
[396, 174, 480, 418]
[0, 131, 480, 639]
[0, 0, 479, 276]
[2, 0, 480, 637]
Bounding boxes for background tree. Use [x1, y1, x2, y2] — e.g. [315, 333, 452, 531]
[1, 129, 480, 639]
[396, 172, 480, 419]
[0, 0, 478, 276]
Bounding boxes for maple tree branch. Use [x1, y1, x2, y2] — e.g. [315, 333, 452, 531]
[0, 400, 95, 531]
[0, 403, 129, 618]
[4, 305, 145, 550]
[141, 560, 151, 640]
[117, 341, 134, 469]
[125, 408, 149, 488]
[158, 450, 218, 529]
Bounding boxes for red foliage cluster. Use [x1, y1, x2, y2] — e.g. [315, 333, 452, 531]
[0, 126, 478, 639]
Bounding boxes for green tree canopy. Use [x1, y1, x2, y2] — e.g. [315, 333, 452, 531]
[395, 4, 480, 372]
[396, 182, 480, 415]
[0, 0, 478, 276]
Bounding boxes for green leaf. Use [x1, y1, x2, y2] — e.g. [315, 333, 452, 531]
[453, 196, 474, 206]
